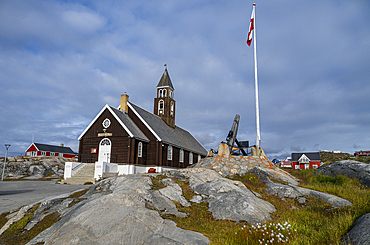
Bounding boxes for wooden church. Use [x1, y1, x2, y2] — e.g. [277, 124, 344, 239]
[77, 68, 208, 169]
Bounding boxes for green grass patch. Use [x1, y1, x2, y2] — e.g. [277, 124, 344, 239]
[149, 174, 168, 190]
[0, 212, 10, 229]
[160, 170, 370, 244]
[0, 212, 60, 245]
[67, 188, 89, 199]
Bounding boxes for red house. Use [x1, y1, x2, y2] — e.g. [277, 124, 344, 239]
[291, 152, 321, 170]
[25, 143, 77, 158]
[354, 150, 370, 157]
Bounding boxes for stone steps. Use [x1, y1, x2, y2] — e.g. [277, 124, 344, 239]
[62, 163, 95, 185]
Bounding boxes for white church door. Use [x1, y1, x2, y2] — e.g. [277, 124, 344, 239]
[98, 138, 111, 163]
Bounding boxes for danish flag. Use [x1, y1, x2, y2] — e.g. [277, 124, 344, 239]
[246, 5, 255, 46]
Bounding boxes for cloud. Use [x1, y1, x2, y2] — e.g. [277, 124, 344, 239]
[1, 0, 370, 160]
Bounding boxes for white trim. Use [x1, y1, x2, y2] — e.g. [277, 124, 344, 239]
[138, 142, 143, 158]
[25, 143, 40, 153]
[128, 102, 162, 142]
[167, 145, 173, 160]
[179, 149, 184, 163]
[78, 104, 134, 140]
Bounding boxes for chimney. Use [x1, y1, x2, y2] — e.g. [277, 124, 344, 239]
[60, 143, 64, 147]
[120, 93, 129, 114]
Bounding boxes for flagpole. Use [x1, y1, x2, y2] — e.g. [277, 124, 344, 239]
[252, 3, 261, 152]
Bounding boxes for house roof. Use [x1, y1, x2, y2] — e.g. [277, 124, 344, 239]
[291, 152, 321, 162]
[128, 102, 207, 156]
[156, 68, 174, 90]
[77, 104, 149, 142]
[27, 143, 76, 154]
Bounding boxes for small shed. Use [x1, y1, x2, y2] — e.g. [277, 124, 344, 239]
[280, 159, 292, 168]
[25, 143, 76, 158]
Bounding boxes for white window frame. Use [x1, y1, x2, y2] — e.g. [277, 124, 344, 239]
[138, 142, 143, 158]
[51, 152, 55, 156]
[60, 153, 63, 157]
[170, 101, 174, 116]
[163, 89, 167, 97]
[198, 155, 201, 163]
[189, 152, 193, 165]
[158, 100, 164, 115]
[179, 149, 184, 163]
[41, 151, 46, 156]
[295, 164, 300, 170]
[167, 145, 173, 160]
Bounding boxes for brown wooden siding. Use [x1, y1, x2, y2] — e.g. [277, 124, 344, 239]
[78, 108, 130, 163]
[128, 107, 158, 165]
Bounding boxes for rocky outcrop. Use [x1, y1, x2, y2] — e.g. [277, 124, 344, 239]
[314, 160, 370, 187]
[193, 155, 299, 185]
[264, 179, 353, 208]
[22, 168, 281, 244]
[342, 213, 370, 245]
[168, 168, 276, 223]
[0, 156, 71, 180]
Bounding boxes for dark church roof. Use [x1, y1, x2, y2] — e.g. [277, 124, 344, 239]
[109, 106, 149, 142]
[128, 102, 207, 156]
[156, 68, 174, 90]
[30, 143, 75, 154]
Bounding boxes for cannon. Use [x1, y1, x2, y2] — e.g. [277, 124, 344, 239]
[226, 114, 249, 156]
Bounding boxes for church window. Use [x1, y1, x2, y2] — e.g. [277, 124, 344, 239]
[179, 149, 184, 163]
[163, 89, 167, 97]
[170, 101, 174, 116]
[167, 145, 173, 160]
[138, 142, 143, 158]
[159, 90, 163, 97]
[169, 90, 173, 98]
[189, 152, 193, 164]
[158, 100, 164, 114]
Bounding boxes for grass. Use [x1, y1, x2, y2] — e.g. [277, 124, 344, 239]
[150, 171, 370, 245]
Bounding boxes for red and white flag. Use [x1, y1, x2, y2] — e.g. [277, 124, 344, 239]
[246, 6, 255, 46]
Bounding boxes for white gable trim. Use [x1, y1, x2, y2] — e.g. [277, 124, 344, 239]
[298, 154, 310, 162]
[25, 143, 39, 153]
[127, 102, 162, 142]
[78, 104, 134, 140]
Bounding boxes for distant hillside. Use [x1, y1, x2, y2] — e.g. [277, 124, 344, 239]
[320, 151, 370, 164]
[320, 152, 352, 164]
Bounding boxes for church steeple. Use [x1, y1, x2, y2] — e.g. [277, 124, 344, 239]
[154, 66, 176, 128]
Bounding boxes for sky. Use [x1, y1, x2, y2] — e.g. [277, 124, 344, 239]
[1, 0, 370, 160]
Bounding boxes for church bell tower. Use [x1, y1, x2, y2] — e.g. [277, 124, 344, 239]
[154, 66, 175, 128]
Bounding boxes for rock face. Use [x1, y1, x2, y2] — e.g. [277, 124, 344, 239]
[264, 179, 353, 208]
[194, 155, 299, 185]
[0, 156, 70, 180]
[314, 160, 370, 187]
[168, 169, 276, 224]
[25, 168, 280, 244]
[342, 213, 370, 245]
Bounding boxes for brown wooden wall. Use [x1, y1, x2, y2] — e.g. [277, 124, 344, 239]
[128, 107, 159, 165]
[78, 108, 130, 163]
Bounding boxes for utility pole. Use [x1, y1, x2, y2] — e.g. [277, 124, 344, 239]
[1, 144, 11, 181]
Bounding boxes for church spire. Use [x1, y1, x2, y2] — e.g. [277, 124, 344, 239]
[157, 65, 174, 90]
[154, 66, 176, 128]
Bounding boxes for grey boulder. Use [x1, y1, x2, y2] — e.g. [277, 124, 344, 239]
[315, 160, 370, 187]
